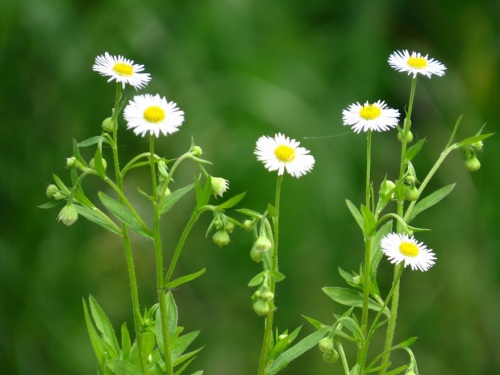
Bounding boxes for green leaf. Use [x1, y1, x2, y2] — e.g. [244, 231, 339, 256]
[269, 326, 301, 362]
[38, 200, 63, 209]
[361, 204, 376, 237]
[406, 138, 426, 162]
[78, 136, 110, 148]
[74, 205, 122, 235]
[139, 330, 155, 365]
[269, 271, 286, 283]
[93, 148, 106, 177]
[395, 336, 417, 348]
[72, 139, 88, 166]
[350, 364, 361, 375]
[89, 296, 120, 357]
[98, 192, 153, 238]
[195, 176, 212, 210]
[322, 287, 381, 312]
[267, 203, 278, 218]
[302, 315, 327, 330]
[406, 184, 455, 223]
[338, 267, 358, 287]
[248, 272, 265, 287]
[164, 268, 206, 290]
[172, 331, 200, 360]
[346, 200, 364, 232]
[173, 347, 204, 368]
[120, 323, 131, 360]
[266, 328, 329, 375]
[106, 359, 143, 375]
[216, 191, 246, 210]
[167, 292, 179, 339]
[454, 132, 494, 148]
[52, 173, 71, 194]
[159, 184, 195, 215]
[82, 298, 106, 368]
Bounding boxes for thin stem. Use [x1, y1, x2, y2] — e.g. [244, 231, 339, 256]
[366, 130, 372, 209]
[149, 135, 174, 375]
[257, 174, 284, 375]
[110, 84, 147, 373]
[379, 78, 418, 375]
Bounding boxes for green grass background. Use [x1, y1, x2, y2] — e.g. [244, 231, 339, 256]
[1, 0, 499, 374]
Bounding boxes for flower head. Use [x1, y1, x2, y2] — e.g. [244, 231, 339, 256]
[93, 52, 151, 89]
[342, 100, 400, 133]
[124, 94, 185, 137]
[380, 232, 436, 272]
[388, 50, 446, 78]
[255, 133, 315, 178]
[211, 177, 229, 197]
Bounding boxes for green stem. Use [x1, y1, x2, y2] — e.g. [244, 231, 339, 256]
[257, 174, 284, 375]
[366, 130, 372, 209]
[110, 84, 147, 373]
[149, 136, 174, 375]
[379, 78, 417, 375]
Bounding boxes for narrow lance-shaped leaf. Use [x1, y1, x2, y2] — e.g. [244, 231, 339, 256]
[322, 287, 381, 312]
[159, 183, 195, 215]
[406, 138, 426, 162]
[98, 191, 153, 238]
[105, 360, 143, 375]
[346, 199, 364, 232]
[163, 268, 206, 290]
[361, 204, 376, 237]
[454, 132, 494, 149]
[93, 147, 106, 177]
[406, 184, 455, 223]
[88, 295, 120, 357]
[74, 205, 122, 235]
[82, 298, 106, 369]
[195, 176, 212, 210]
[216, 191, 246, 210]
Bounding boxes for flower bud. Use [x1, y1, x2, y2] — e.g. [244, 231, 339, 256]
[46, 184, 60, 199]
[243, 220, 253, 231]
[225, 220, 235, 233]
[250, 246, 263, 262]
[89, 157, 107, 171]
[66, 157, 79, 169]
[252, 299, 270, 316]
[404, 186, 420, 201]
[254, 235, 272, 252]
[318, 337, 334, 353]
[261, 290, 274, 302]
[322, 349, 339, 363]
[57, 203, 79, 226]
[471, 140, 483, 150]
[211, 177, 229, 197]
[405, 175, 416, 185]
[398, 129, 413, 143]
[379, 180, 396, 197]
[212, 230, 230, 247]
[465, 156, 481, 172]
[101, 117, 115, 133]
[191, 146, 203, 157]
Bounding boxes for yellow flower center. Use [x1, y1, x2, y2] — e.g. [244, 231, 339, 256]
[399, 242, 419, 258]
[359, 104, 382, 120]
[113, 62, 134, 76]
[407, 57, 427, 69]
[143, 106, 166, 123]
[274, 145, 296, 163]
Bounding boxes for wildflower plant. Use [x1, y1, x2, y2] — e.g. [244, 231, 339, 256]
[41, 52, 246, 374]
[306, 50, 492, 375]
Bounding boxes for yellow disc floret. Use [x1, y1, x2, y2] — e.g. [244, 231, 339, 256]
[113, 62, 134, 76]
[143, 106, 166, 123]
[274, 145, 296, 162]
[399, 242, 419, 257]
[407, 57, 427, 69]
[359, 104, 382, 120]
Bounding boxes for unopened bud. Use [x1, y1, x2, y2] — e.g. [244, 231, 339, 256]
[471, 140, 483, 150]
[243, 220, 253, 231]
[252, 299, 270, 316]
[101, 117, 115, 133]
[89, 157, 107, 171]
[254, 235, 272, 252]
[322, 349, 339, 363]
[191, 146, 203, 157]
[212, 230, 230, 247]
[398, 129, 413, 143]
[46, 184, 60, 199]
[57, 203, 79, 226]
[318, 337, 334, 353]
[404, 186, 420, 201]
[250, 246, 263, 262]
[465, 157, 481, 172]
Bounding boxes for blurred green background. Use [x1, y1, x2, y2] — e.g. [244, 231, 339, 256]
[1, 0, 499, 374]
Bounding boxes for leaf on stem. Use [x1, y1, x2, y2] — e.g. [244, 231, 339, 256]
[159, 183, 195, 215]
[82, 298, 106, 368]
[78, 135, 111, 148]
[93, 148, 106, 177]
[361, 204, 376, 237]
[322, 287, 381, 312]
[454, 133, 494, 148]
[194, 176, 212, 210]
[346, 199, 364, 232]
[266, 328, 329, 375]
[163, 268, 206, 290]
[74, 204, 122, 235]
[216, 191, 246, 210]
[406, 184, 455, 223]
[406, 138, 426, 162]
[105, 360, 143, 375]
[98, 191, 153, 238]
[88, 295, 120, 357]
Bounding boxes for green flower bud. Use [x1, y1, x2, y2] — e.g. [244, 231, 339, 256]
[213, 216, 223, 230]
[379, 180, 396, 197]
[66, 157, 79, 169]
[318, 337, 335, 353]
[471, 140, 484, 150]
[261, 290, 274, 302]
[254, 235, 272, 252]
[212, 230, 230, 247]
[211, 177, 229, 197]
[322, 349, 339, 363]
[191, 146, 203, 157]
[89, 157, 107, 171]
[243, 220, 253, 231]
[252, 299, 270, 316]
[225, 220, 235, 233]
[405, 175, 416, 185]
[465, 156, 481, 172]
[398, 129, 413, 143]
[404, 186, 420, 201]
[250, 246, 263, 262]
[101, 117, 115, 133]
[46, 184, 60, 199]
[57, 203, 79, 226]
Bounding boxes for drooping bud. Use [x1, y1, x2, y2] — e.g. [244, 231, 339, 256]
[398, 129, 413, 143]
[212, 230, 230, 247]
[404, 186, 420, 201]
[465, 156, 481, 172]
[191, 146, 203, 157]
[250, 246, 263, 262]
[243, 220, 253, 231]
[101, 117, 115, 133]
[379, 180, 396, 197]
[89, 157, 107, 171]
[322, 349, 339, 363]
[57, 203, 79, 226]
[225, 220, 235, 233]
[46, 184, 60, 199]
[252, 299, 270, 316]
[471, 140, 483, 150]
[318, 337, 335, 353]
[254, 235, 272, 252]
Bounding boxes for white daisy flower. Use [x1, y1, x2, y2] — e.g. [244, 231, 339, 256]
[92, 52, 151, 89]
[388, 50, 446, 78]
[255, 133, 315, 178]
[342, 100, 400, 133]
[123, 94, 185, 137]
[380, 232, 436, 272]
